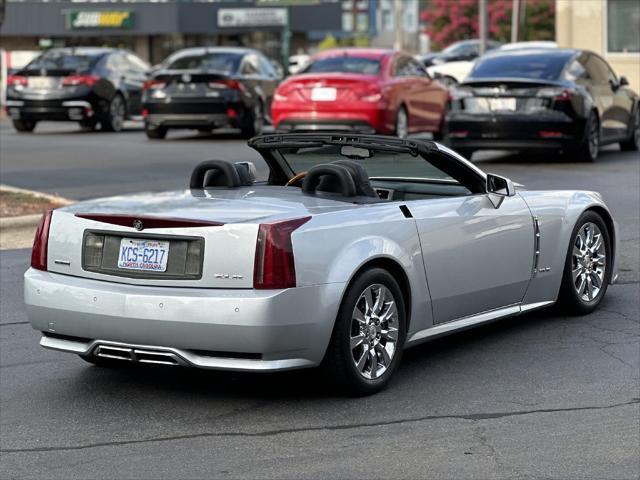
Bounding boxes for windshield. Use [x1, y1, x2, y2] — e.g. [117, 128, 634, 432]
[24, 51, 101, 73]
[274, 145, 456, 183]
[470, 53, 568, 80]
[166, 52, 243, 73]
[302, 56, 381, 75]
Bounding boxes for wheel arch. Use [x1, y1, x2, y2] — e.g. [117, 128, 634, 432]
[582, 205, 616, 279]
[343, 256, 413, 333]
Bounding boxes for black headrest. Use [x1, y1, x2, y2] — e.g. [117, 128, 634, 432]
[302, 164, 357, 197]
[329, 160, 377, 198]
[189, 160, 253, 189]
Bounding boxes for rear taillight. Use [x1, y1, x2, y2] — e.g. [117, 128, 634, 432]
[536, 87, 574, 103]
[7, 75, 27, 87]
[253, 217, 311, 290]
[273, 91, 288, 102]
[143, 79, 166, 90]
[31, 210, 53, 271]
[62, 75, 99, 87]
[357, 84, 382, 103]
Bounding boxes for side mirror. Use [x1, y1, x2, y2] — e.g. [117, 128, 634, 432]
[619, 75, 629, 87]
[486, 173, 515, 208]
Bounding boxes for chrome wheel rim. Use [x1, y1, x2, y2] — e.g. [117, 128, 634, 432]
[588, 117, 599, 159]
[396, 109, 408, 138]
[110, 96, 125, 131]
[572, 222, 606, 302]
[350, 284, 399, 380]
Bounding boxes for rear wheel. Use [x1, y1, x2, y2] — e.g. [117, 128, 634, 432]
[322, 268, 406, 396]
[573, 111, 599, 162]
[101, 94, 126, 132]
[241, 101, 264, 138]
[145, 126, 168, 139]
[620, 109, 639, 151]
[12, 119, 36, 132]
[395, 106, 409, 138]
[558, 211, 611, 315]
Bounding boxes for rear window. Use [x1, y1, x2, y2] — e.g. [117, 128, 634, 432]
[24, 51, 100, 73]
[302, 57, 381, 75]
[470, 54, 569, 81]
[166, 53, 242, 73]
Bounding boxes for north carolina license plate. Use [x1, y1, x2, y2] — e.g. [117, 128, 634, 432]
[311, 87, 337, 101]
[28, 77, 57, 89]
[489, 97, 516, 111]
[118, 238, 169, 272]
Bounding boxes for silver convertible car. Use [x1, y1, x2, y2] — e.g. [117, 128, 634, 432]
[24, 134, 617, 395]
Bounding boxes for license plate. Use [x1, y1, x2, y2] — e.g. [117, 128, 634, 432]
[489, 97, 516, 112]
[28, 77, 57, 89]
[118, 238, 169, 272]
[311, 87, 337, 101]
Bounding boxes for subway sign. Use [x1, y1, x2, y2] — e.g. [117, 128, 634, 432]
[66, 11, 134, 30]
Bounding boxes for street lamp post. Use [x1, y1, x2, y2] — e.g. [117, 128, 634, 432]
[478, 0, 488, 55]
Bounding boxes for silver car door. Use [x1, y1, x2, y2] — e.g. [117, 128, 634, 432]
[407, 193, 534, 323]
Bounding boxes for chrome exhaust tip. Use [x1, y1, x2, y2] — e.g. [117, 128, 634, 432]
[93, 344, 186, 366]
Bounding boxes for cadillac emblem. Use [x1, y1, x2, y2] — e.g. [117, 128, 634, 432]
[133, 219, 144, 231]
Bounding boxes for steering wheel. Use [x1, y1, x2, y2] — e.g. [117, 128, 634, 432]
[286, 171, 307, 187]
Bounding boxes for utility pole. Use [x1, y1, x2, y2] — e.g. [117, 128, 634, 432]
[511, 0, 520, 43]
[393, 0, 403, 51]
[478, 0, 488, 55]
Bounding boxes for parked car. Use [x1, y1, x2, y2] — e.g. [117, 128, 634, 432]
[25, 133, 618, 395]
[5, 47, 149, 132]
[420, 39, 501, 68]
[446, 49, 640, 161]
[272, 48, 449, 138]
[142, 47, 280, 139]
[288, 54, 310, 75]
[428, 41, 558, 88]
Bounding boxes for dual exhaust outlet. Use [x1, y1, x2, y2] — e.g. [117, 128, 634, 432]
[94, 344, 186, 366]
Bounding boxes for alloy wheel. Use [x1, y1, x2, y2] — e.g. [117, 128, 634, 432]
[350, 284, 399, 380]
[396, 108, 408, 139]
[110, 96, 125, 131]
[572, 222, 607, 302]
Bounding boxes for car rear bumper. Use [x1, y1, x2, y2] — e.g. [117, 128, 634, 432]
[446, 111, 585, 151]
[144, 100, 244, 129]
[273, 105, 388, 134]
[24, 268, 345, 371]
[5, 99, 96, 121]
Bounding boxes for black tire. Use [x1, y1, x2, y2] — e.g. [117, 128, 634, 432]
[619, 109, 639, 151]
[240, 100, 264, 138]
[12, 119, 36, 132]
[79, 354, 131, 368]
[145, 126, 168, 139]
[322, 268, 407, 396]
[101, 93, 126, 132]
[395, 106, 409, 138]
[78, 119, 98, 131]
[558, 210, 612, 315]
[573, 111, 599, 162]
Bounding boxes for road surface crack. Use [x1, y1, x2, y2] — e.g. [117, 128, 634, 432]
[2, 398, 638, 454]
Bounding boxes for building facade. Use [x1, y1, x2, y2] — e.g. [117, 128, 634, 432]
[556, 0, 640, 92]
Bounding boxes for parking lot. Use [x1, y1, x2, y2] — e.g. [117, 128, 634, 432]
[0, 120, 638, 479]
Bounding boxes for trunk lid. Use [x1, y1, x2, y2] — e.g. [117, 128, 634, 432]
[151, 69, 238, 99]
[279, 73, 380, 104]
[47, 187, 357, 289]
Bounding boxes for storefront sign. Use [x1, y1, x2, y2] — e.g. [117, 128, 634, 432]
[66, 11, 134, 30]
[217, 8, 288, 28]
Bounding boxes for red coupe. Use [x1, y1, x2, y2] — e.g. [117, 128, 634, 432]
[271, 48, 449, 138]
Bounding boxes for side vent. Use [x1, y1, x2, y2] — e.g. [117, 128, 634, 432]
[532, 216, 541, 276]
[399, 205, 413, 218]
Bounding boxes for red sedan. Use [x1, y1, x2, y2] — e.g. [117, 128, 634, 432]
[272, 48, 449, 138]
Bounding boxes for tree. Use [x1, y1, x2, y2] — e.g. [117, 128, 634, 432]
[421, 0, 555, 51]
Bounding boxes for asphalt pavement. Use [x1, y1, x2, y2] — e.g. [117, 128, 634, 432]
[0, 120, 639, 479]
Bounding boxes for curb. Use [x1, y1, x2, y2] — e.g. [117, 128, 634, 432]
[0, 213, 43, 229]
[0, 184, 73, 205]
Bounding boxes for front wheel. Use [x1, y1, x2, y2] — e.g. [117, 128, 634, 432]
[12, 119, 36, 132]
[322, 268, 406, 396]
[558, 211, 612, 315]
[395, 106, 409, 139]
[101, 94, 126, 132]
[240, 101, 264, 138]
[619, 109, 639, 151]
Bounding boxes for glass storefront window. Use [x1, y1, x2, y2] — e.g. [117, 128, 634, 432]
[607, 0, 640, 53]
